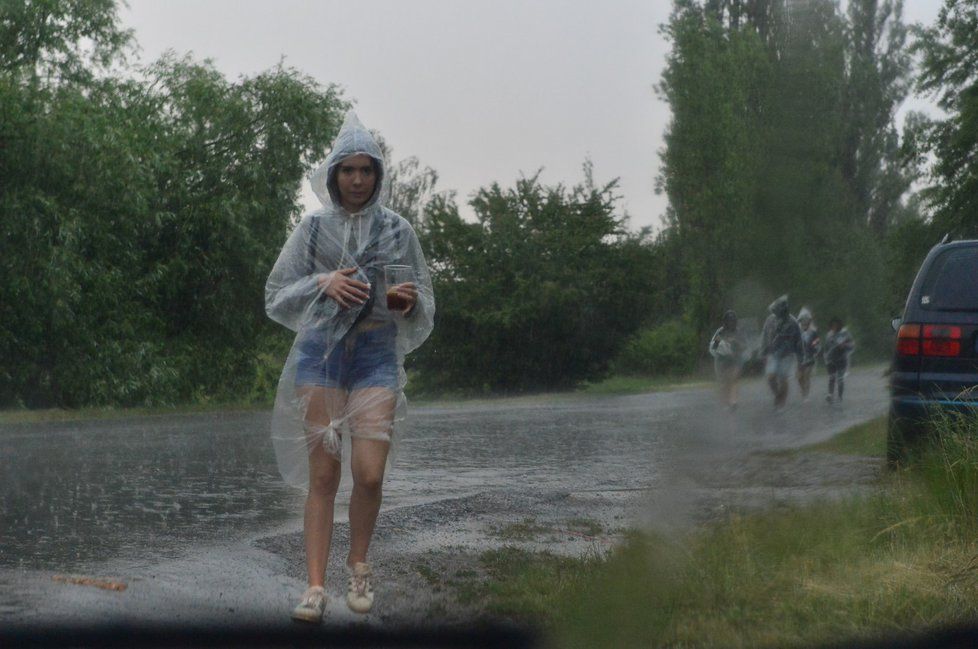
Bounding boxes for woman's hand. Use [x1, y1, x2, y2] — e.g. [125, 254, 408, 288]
[318, 268, 370, 309]
[387, 282, 418, 315]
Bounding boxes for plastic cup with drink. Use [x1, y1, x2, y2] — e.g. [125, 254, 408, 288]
[384, 264, 415, 313]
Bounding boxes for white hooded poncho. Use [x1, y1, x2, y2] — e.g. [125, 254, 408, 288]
[265, 112, 435, 488]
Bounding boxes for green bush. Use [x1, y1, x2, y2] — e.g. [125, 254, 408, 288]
[614, 320, 698, 376]
[246, 332, 294, 405]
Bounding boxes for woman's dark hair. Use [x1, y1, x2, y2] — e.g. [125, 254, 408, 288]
[828, 317, 843, 330]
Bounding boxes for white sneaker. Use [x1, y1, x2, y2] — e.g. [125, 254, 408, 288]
[346, 562, 374, 614]
[291, 586, 326, 624]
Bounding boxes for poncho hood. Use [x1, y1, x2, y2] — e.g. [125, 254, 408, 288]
[769, 294, 790, 318]
[309, 111, 386, 212]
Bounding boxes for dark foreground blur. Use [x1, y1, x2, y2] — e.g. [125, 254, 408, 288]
[0, 623, 536, 648]
[4, 622, 978, 648]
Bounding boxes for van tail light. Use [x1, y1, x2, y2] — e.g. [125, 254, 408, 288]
[897, 324, 963, 357]
[897, 324, 920, 356]
[922, 325, 962, 357]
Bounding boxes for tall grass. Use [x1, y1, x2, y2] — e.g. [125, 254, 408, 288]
[912, 410, 978, 536]
[479, 416, 978, 647]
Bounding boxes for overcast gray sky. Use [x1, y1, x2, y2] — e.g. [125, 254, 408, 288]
[120, 1, 942, 232]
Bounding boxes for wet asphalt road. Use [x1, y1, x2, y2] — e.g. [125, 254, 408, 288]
[0, 367, 888, 625]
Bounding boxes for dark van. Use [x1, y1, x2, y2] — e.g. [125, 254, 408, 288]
[888, 240, 978, 464]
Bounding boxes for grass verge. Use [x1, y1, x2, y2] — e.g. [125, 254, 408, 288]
[0, 400, 270, 425]
[7, 372, 712, 423]
[805, 415, 887, 456]
[472, 417, 978, 647]
[578, 374, 710, 396]
[410, 373, 710, 408]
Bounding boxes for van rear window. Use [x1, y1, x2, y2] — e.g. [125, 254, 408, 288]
[920, 247, 978, 311]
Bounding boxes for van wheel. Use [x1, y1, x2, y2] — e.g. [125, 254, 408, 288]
[886, 417, 912, 469]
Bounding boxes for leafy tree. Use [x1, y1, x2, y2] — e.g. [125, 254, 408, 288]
[411, 167, 659, 393]
[656, 0, 770, 336]
[912, 0, 978, 237]
[884, 198, 933, 315]
[0, 1, 349, 407]
[0, 0, 134, 405]
[375, 137, 442, 232]
[842, 0, 912, 237]
[0, 0, 130, 81]
[128, 54, 346, 403]
[658, 0, 914, 355]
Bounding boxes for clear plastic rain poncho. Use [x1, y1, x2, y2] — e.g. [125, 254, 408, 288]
[708, 311, 744, 373]
[797, 307, 820, 368]
[265, 112, 435, 489]
[761, 295, 802, 361]
[824, 327, 855, 368]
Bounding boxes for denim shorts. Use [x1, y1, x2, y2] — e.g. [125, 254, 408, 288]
[765, 354, 795, 378]
[295, 323, 398, 391]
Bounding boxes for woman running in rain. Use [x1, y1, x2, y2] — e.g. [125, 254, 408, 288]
[761, 295, 803, 410]
[708, 310, 744, 411]
[265, 112, 435, 623]
[823, 317, 854, 404]
[796, 308, 820, 402]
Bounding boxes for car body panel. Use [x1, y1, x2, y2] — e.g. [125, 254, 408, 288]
[888, 240, 978, 460]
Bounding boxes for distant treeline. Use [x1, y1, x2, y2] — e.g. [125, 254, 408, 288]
[0, 1, 348, 407]
[2, 0, 976, 407]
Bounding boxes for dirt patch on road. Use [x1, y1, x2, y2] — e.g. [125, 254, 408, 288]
[256, 489, 626, 625]
[255, 448, 882, 626]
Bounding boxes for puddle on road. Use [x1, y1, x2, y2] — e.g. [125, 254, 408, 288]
[1, 400, 670, 573]
[1, 375, 885, 575]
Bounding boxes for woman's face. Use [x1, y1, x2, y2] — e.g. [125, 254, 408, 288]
[336, 154, 377, 212]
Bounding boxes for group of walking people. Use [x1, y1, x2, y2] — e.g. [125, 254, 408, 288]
[708, 295, 855, 410]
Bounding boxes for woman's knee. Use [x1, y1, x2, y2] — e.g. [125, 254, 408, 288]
[309, 464, 341, 496]
[352, 466, 384, 493]
[349, 432, 389, 493]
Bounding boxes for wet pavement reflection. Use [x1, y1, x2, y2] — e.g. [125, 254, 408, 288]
[0, 412, 301, 571]
[0, 399, 669, 573]
[0, 371, 886, 577]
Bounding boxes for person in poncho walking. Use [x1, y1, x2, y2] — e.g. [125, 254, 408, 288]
[265, 112, 434, 622]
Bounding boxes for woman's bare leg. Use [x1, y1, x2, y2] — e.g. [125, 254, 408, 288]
[299, 386, 346, 587]
[346, 387, 394, 566]
[798, 366, 811, 398]
[729, 368, 740, 406]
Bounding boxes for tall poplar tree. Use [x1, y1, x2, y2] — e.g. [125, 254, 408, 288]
[913, 0, 978, 237]
[658, 0, 913, 351]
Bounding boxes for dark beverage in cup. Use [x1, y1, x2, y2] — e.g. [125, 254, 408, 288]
[384, 264, 414, 312]
[387, 289, 411, 311]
